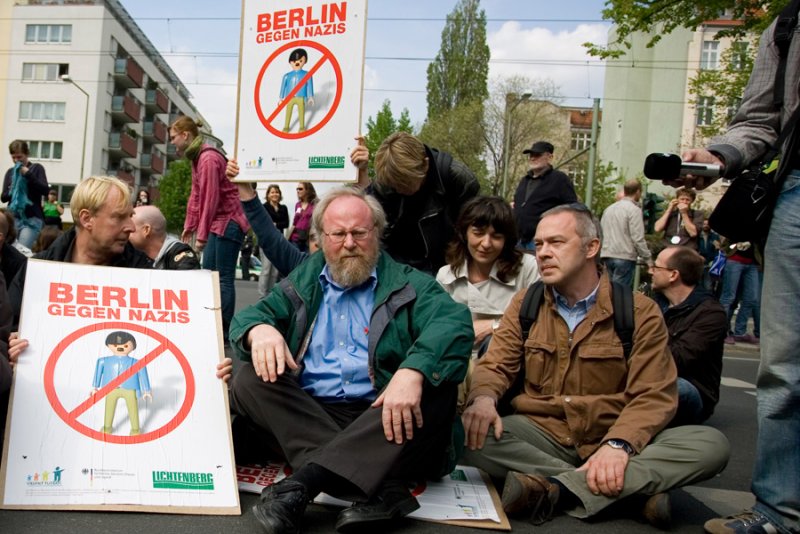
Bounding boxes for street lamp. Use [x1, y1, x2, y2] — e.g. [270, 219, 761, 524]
[502, 92, 531, 198]
[61, 74, 89, 181]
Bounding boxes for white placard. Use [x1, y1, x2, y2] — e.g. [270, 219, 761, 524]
[236, 0, 368, 182]
[0, 260, 239, 514]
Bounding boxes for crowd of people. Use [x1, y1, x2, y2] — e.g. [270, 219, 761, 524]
[2, 11, 799, 530]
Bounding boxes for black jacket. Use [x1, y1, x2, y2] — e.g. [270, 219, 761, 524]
[368, 145, 479, 274]
[155, 240, 200, 270]
[657, 287, 727, 421]
[9, 227, 152, 326]
[513, 167, 577, 242]
[0, 243, 26, 290]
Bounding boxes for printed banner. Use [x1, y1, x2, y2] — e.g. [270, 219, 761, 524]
[236, 0, 368, 182]
[0, 260, 239, 514]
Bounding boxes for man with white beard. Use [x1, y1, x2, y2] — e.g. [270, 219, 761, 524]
[227, 187, 473, 534]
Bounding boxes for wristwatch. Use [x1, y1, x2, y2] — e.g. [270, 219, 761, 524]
[604, 439, 635, 455]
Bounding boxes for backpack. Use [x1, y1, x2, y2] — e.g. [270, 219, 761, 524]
[497, 280, 635, 415]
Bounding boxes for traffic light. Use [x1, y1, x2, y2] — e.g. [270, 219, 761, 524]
[642, 192, 665, 234]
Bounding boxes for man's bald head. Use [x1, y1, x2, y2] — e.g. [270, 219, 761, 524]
[133, 205, 167, 237]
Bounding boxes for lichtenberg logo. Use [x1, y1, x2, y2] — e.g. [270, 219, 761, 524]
[308, 155, 345, 169]
[152, 471, 214, 490]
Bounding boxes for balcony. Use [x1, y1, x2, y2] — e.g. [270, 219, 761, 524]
[108, 131, 137, 158]
[113, 57, 144, 89]
[141, 150, 165, 175]
[142, 117, 167, 143]
[111, 93, 141, 123]
[166, 143, 181, 161]
[110, 169, 135, 188]
[145, 88, 169, 113]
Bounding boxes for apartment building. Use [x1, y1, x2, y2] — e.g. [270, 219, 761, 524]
[2, 0, 213, 219]
[598, 14, 751, 206]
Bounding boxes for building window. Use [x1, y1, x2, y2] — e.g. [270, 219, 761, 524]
[731, 41, 749, 71]
[727, 98, 743, 122]
[27, 141, 63, 161]
[19, 101, 66, 122]
[697, 96, 715, 126]
[571, 131, 591, 151]
[701, 41, 719, 70]
[22, 63, 69, 82]
[49, 183, 76, 204]
[25, 24, 72, 44]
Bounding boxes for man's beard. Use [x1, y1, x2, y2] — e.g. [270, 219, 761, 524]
[327, 247, 379, 287]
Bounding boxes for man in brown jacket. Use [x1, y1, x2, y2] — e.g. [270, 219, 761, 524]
[461, 204, 730, 526]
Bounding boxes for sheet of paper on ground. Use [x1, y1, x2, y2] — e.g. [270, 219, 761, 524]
[0, 260, 239, 514]
[237, 463, 507, 528]
[235, 0, 367, 182]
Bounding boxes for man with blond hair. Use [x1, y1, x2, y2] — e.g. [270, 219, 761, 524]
[9, 176, 151, 323]
[129, 205, 199, 270]
[366, 132, 479, 274]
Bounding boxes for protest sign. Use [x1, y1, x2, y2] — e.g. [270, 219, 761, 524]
[236, 0, 368, 182]
[0, 260, 239, 514]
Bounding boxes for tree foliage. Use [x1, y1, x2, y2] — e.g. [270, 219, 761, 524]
[426, 0, 490, 118]
[363, 100, 414, 179]
[572, 160, 625, 217]
[156, 159, 192, 234]
[419, 100, 488, 186]
[587, 0, 788, 59]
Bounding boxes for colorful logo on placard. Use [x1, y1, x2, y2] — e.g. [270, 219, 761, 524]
[308, 155, 345, 169]
[245, 156, 264, 169]
[26, 466, 65, 486]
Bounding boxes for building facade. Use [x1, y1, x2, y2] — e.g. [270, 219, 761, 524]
[2, 0, 213, 221]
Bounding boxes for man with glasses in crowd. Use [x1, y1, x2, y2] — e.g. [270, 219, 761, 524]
[512, 141, 577, 252]
[227, 187, 473, 533]
[650, 246, 727, 426]
[461, 204, 729, 527]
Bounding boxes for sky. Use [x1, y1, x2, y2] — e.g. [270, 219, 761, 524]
[120, 0, 610, 153]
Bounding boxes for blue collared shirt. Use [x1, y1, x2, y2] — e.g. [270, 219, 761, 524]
[552, 283, 600, 333]
[300, 265, 378, 402]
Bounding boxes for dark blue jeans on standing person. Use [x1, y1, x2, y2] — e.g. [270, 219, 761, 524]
[603, 258, 636, 289]
[719, 258, 761, 337]
[203, 220, 245, 342]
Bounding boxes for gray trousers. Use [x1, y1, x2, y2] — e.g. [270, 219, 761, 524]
[462, 415, 730, 518]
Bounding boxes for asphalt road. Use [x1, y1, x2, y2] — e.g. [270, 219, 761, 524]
[0, 279, 761, 533]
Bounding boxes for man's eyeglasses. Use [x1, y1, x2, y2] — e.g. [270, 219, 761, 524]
[649, 264, 674, 272]
[323, 227, 374, 243]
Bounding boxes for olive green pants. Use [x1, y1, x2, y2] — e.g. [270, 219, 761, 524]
[462, 415, 730, 517]
[102, 388, 140, 435]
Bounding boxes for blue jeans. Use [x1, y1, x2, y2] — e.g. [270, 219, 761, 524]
[752, 170, 800, 532]
[603, 258, 635, 289]
[202, 221, 245, 341]
[719, 258, 761, 336]
[14, 216, 43, 249]
[672, 377, 705, 426]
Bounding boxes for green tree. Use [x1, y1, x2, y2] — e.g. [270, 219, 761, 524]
[363, 100, 414, 179]
[426, 0, 490, 118]
[156, 159, 192, 233]
[586, 0, 786, 59]
[570, 160, 623, 217]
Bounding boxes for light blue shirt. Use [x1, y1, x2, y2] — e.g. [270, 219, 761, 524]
[300, 265, 378, 402]
[552, 283, 600, 333]
[280, 69, 314, 99]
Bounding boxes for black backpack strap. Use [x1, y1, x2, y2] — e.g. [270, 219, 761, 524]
[773, 0, 800, 107]
[518, 281, 545, 343]
[610, 281, 635, 360]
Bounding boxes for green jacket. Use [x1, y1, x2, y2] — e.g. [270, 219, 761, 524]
[230, 250, 474, 474]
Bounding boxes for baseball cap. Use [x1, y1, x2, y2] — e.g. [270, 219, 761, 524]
[523, 141, 554, 155]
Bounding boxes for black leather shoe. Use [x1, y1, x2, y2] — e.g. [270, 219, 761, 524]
[335, 480, 420, 532]
[252, 478, 309, 534]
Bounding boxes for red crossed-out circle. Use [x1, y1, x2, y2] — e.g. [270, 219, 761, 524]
[43, 321, 195, 445]
[254, 40, 343, 140]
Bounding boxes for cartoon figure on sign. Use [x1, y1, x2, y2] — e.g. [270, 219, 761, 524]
[91, 331, 152, 436]
[279, 48, 314, 133]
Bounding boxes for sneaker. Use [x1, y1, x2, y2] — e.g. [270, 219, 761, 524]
[501, 472, 559, 525]
[733, 334, 759, 344]
[724, 335, 736, 345]
[704, 510, 779, 534]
